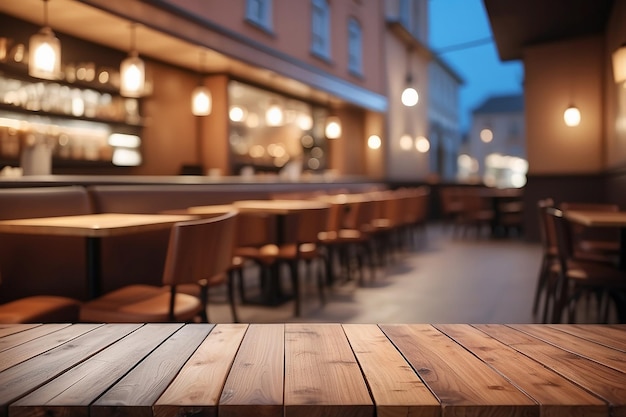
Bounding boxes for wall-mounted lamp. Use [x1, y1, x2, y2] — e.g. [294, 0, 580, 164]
[415, 135, 430, 153]
[401, 47, 419, 107]
[266, 101, 284, 126]
[29, 0, 61, 80]
[563, 105, 581, 127]
[612, 43, 626, 85]
[120, 23, 145, 98]
[191, 52, 211, 116]
[368, 134, 381, 150]
[325, 115, 341, 139]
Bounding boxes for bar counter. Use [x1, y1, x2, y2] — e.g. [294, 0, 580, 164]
[0, 323, 624, 417]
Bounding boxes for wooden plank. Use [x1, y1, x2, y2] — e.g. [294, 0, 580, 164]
[219, 324, 284, 417]
[342, 324, 440, 417]
[511, 324, 626, 373]
[284, 323, 373, 417]
[476, 324, 626, 417]
[545, 324, 626, 353]
[154, 324, 248, 417]
[380, 324, 536, 417]
[91, 324, 215, 417]
[9, 323, 183, 417]
[0, 323, 71, 353]
[0, 324, 40, 338]
[436, 324, 608, 417]
[0, 323, 142, 417]
[0, 323, 102, 372]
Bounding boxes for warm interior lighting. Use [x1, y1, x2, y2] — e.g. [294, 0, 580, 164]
[399, 134, 413, 150]
[191, 85, 211, 116]
[266, 102, 284, 126]
[612, 43, 626, 85]
[415, 136, 430, 153]
[120, 24, 145, 98]
[401, 86, 419, 107]
[28, 0, 61, 80]
[368, 135, 381, 149]
[564, 105, 581, 127]
[325, 116, 341, 139]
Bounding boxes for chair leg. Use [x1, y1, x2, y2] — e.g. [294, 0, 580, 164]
[227, 270, 239, 323]
[199, 284, 209, 323]
[532, 256, 549, 315]
[290, 260, 301, 316]
[316, 259, 326, 306]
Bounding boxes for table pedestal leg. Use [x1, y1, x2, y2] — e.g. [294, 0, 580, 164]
[86, 237, 101, 299]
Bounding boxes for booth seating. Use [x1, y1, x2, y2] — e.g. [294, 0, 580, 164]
[0, 183, 386, 309]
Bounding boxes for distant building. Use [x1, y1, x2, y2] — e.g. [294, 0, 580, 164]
[464, 94, 526, 187]
[428, 55, 464, 181]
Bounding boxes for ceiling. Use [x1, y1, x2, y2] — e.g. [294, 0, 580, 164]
[0, 0, 324, 103]
[483, 0, 615, 61]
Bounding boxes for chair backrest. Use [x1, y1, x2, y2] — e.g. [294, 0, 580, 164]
[545, 207, 575, 268]
[281, 206, 330, 245]
[162, 210, 238, 287]
[537, 198, 557, 253]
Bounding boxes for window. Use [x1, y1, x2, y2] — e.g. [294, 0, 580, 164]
[311, 0, 330, 60]
[348, 17, 363, 76]
[246, 0, 272, 31]
[399, 0, 411, 29]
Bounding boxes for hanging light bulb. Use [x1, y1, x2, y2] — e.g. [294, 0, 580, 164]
[191, 85, 211, 116]
[564, 105, 581, 127]
[191, 52, 211, 116]
[29, 0, 61, 80]
[266, 101, 284, 126]
[120, 23, 145, 98]
[325, 116, 342, 139]
[401, 73, 419, 107]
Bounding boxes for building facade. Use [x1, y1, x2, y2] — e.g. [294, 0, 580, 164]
[0, 0, 450, 182]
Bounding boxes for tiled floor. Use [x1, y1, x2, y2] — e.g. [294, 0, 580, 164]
[206, 223, 547, 324]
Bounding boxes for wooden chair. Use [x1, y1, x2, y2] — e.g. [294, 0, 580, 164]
[0, 271, 81, 323]
[79, 211, 238, 323]
[545, 207, 626, 323]
[534, 198, 557, 321]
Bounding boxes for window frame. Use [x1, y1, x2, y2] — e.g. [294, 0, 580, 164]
[347, 17, 363, 76]
[310, 0, 331, 61]
[246, 0, 273, 32]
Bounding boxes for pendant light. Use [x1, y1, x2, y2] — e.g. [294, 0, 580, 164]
[120, 23, 145, 98]
[29, 0, 61, 80]
[191, 52, 211, 116]
[325, 115, 341, 139]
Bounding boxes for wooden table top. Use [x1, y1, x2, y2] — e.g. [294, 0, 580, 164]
[565, 210, 626, 228]
[0, 213, 197, 238]
[232, 199, 330, 214]
[0, 323, 624, 417]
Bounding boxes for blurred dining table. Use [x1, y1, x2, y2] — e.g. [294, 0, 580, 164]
[565, 210, 626, 270]
[0, 213, 197, 299]
[186, 199, 331, 306]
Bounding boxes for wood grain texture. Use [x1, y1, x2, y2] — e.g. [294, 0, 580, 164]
[510, 324, 626, 373]
[284, 323, 373, 417]
[436, 324, 607, 417]
[9, 324, 182, 417]
[153, 323, 248, 417]
[380, 324, 535, 417]
[0, 323, 71, 353]
[0, 324, 40, 337]
[342, 324, 439, 417]
[91, 324, 215, 417]
[219, 324, 284, 417]
[476, 324, 626, 417]
[0, 323, 142, 417]
[0, 324, 101, 372]
[547, 324, 626, 352]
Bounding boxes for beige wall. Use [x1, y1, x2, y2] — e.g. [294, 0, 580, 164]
[384, 30, 431, 181]
[524, 36, 604, 175]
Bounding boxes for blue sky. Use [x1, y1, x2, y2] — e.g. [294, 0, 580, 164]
[428, 0, 524, 132]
